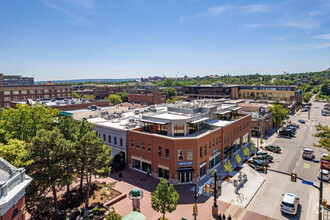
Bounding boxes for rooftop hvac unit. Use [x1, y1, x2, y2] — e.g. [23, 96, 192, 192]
[129, 118, 135, 123]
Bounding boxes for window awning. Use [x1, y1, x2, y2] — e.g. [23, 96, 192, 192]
[177, 168, 195, 173]
[189, 117, 209, 124]
[111, 148, 122, 157]
[217, 110, 231, 115]
[140, 119, 169, 125]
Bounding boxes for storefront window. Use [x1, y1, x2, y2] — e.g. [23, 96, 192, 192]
[132, 159, 141, 169]
[142, 162, 150, 172]
[200, 162, 206, 178]
[234, 138, 241, 152]
[158, 167, 169, 179]
[174, 125, 185, 136]
[178, 150, 184, 161]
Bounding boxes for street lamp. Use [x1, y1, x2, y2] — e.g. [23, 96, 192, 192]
[319, 160, 324, 220]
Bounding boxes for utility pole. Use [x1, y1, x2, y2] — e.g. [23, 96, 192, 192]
[193, 184, 197, 220]
[319, 160, 323, 220]
[257, 116, 259, 149]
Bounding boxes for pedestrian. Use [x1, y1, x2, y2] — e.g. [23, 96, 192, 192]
[228, 215, 232, 220]
[217, 213, 222, 220]
[222, 214, 226, 220]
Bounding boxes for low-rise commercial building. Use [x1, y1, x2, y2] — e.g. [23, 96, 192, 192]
[127, 101, 251, 184]
[0, 157, 32, 220]
[128, 92, 166, 104]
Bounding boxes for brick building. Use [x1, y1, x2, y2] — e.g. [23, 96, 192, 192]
[128, 92, 166, 104]
[0, 84, 72, 108]
[182, 84, 239, 99]
[0, 73, 34, 86]
[126, 101, 251, 184]
[0, 157, 32, 220]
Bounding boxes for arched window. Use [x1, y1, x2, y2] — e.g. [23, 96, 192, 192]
[12, 208, 19, 219]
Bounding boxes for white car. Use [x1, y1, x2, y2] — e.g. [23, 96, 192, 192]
[280, 193, 299, 215]
[318, 169, 329, 181]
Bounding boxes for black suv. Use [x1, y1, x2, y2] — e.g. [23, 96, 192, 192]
[279, 130, 294, 137]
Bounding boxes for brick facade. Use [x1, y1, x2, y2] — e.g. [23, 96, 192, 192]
[1, 196, 26, 220]
[128, 93, 166, 104]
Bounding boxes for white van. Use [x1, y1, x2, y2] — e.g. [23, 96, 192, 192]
[318, 169, 329, 181]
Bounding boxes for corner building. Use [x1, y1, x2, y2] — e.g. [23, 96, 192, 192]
[127, 101, 251, 184]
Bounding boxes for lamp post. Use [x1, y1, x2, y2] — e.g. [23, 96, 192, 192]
[212, 170, 218, 216]
[193, 184, 198, 220]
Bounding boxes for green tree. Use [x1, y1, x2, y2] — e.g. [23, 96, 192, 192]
[105, 94, 122, 105]
[303, 92, 312, 103]
[269, 103, 290, 133]
[243, 147, 250, 159]
[235, 154, 242, 167]
[77, 119, 113, 208]
[116, 92, 129, 102]
[313, 123, 330, 151]
[29, 128, 71, 218]
[260, 135, 264, 146]
[82, 94, 95, 100]
[164, 87, 178, 99]
[58, 116, 79, 200]
[320, 81, 330, 96]
[0, 104, 59, 143]
[224, 160, 233, 177]
[0, 139, 33, 167]
[72, 91, 80, 99]
[151, 178, 179, 220]
[251, 141, 257, 153]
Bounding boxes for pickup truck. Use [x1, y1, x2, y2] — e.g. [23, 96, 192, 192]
[302, 148, 314, 160]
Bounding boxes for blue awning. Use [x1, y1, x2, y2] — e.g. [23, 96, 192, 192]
[177, 168, 195, 173]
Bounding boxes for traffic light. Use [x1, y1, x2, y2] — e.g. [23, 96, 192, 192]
[291, 173, 297, 182]
[205, 184, 209, 194]
[193, 203, 197, 216]
[323, 199, 327, 207]
[263, 166, 267, 174]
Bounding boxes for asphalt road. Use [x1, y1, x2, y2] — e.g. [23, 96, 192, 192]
[247, 100, 330, 220]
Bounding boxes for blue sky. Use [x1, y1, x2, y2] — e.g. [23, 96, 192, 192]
[1, 0, 330, 81]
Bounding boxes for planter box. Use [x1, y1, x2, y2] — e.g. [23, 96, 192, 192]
[104, 194, 127, 208]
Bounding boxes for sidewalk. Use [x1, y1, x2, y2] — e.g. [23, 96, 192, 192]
[106, 168, 274, 220]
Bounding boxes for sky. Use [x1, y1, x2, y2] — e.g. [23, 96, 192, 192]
[1, 0, 330, 81]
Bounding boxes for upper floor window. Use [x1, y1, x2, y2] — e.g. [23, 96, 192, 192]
[21, 90, 27, 94]
[136, 141, 139, 149]
[13, 90, 19, 95]
[120, 138, 123, 146]
[37, 90, 43, 94]
[148, 144, 151, 152]
[114, 137, 117, 145]
[200, 147, 203, 158]
[141, 142, 145, 150]
[165, 148, 169, 159]
[204, 144, 207, 156]
[109, 135, 112, 143]
[4, 91, 10, 95]
[144, 122, 152, 132]
[44, 89, 49, 93]
[178, 150, 184, 161]
[130, 139, 134, 147]
[158, 146, 162, 157]
[157, 124, 167, 135]
[187, 149, 193, 160]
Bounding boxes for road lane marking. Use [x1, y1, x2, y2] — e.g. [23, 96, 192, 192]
[303, 163, 310, 169]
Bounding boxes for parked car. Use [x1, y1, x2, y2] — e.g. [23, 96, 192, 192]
[256, 151, 268, 156]
[279, 130, 295, 137]
[301, 108, 308, 112]
[302, 148, 314, 160]
[247, 160, 263, 171]
[265, 145, 281, 153]
[288, 123, 300, 128]
[318, 169, 329, 181]
[286, 126, 297, 131]
[253, 155, 273, 162]
[298, 120, 305, 124]
[280, 193, 299, 215]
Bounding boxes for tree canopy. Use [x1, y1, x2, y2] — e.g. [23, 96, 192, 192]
[313, 123, 330, 151]
[164, 87, 177, 99]
[151, 178, 179, 220]
[105, 94, 122, 105]
[269, 103, 290, 129]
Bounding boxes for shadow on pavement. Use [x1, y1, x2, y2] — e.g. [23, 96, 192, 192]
[281, 204, 302, 220]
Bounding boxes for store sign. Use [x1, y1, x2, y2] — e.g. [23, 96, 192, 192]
[178, 161, 193, 166]
[212, 148, 219, 155]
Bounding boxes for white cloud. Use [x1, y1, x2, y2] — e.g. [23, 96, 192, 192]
[310, 43, 330, 49]
[243, 24, 262, 29]
[281, 19, 319, 30]
[60, 0, 95, 8]
[314, 34, 330, 40]
[42, 0, 86, 25]
[195, 4, 269, 17]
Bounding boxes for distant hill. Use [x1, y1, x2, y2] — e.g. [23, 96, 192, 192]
[35, 78, 139, 84]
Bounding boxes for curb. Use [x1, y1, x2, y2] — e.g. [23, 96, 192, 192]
[244, 177, 266, 208]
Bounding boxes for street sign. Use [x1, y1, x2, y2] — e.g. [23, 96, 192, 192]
[302, 179, 314, 186]
[197, 187, 202, 196]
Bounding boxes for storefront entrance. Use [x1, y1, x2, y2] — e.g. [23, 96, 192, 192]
[177, 167, 194, 183]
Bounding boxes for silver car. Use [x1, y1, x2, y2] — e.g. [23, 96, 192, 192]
[280, 193, 299, 215]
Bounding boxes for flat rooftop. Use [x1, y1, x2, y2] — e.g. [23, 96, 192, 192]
[153, 112, 192, 120]
[206, 119, 233, 127]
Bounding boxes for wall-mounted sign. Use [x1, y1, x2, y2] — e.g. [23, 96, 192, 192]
[178, 161, 194, 166]
[212, 148, 219, 154]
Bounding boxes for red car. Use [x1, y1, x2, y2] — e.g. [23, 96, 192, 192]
[321, 160, 330, 171]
